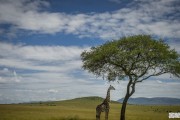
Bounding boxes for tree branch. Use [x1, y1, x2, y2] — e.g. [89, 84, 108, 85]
[129, 82, 136, 97]
[136, 71, 168, 83]
[126, 76, 133, 95]
[129, 52, 141, 73]
[136, 55, 161, 80]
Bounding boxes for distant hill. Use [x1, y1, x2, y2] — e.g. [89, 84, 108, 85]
[23, 96, 119, 105]
[69, 96, 104, 101]
[69, 96, 119, 103]
[118, 97, 180, 105]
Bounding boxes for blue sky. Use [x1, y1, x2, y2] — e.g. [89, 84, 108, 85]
[0, 0, 180, 103]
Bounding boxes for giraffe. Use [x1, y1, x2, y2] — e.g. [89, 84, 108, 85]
[96, 85, 115, 120]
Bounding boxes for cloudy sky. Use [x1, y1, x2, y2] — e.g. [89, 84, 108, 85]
[0, 0, 180, 104]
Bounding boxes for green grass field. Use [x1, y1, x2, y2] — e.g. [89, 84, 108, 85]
[0, 97, 179, 120]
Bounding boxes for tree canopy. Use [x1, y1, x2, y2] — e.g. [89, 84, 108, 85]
[81, 35, 180, 82]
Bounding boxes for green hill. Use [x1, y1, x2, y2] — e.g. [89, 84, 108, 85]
[27, 96, 118, 106]
[0, 96, 180, 120]
[59, 96, 104, 103]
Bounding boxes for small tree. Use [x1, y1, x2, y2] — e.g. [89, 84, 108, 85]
[81, 35, 180, 120]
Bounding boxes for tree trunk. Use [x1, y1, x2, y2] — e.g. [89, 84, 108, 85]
[120, 93, 130, 120]
[120, 78, 135, 120]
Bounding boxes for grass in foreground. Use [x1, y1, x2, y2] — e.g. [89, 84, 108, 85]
[0, 96, 180, 120]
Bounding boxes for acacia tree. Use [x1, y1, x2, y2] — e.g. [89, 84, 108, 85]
[81, 35, 180, 120]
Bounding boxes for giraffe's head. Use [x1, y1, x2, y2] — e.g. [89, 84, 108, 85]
[109, 85, 115, 90]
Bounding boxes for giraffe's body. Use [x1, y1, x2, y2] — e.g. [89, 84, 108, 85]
[96, 85, 115, 120]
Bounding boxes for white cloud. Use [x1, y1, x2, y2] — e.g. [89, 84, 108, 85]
[0, 0, 179, 40]
[16, 45, 84, 61]
[48, 89, 58, 93]
[0, 41, 90, 85]
[0, 68, 21, 83]
[0, 0, 49, 23]
[0, 42, 87, 72]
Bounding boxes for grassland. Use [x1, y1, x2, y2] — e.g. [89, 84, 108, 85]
[0, 97, 180, 120]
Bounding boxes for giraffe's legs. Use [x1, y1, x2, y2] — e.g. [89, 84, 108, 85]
[96, 109, 101, 120]
[105, 109, 109, 120]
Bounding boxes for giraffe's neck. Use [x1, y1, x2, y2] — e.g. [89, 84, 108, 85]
[105, 88, 111, 102]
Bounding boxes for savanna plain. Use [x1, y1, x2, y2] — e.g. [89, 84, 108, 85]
[0, 97, 180, 120]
